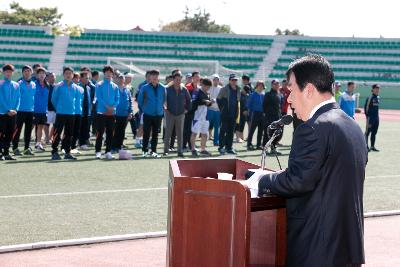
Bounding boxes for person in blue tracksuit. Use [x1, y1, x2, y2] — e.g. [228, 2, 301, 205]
[12, 65, 36, 156]
[0, 64, 20, 160]
[69, 73, 84, 153]
[95, 65, 120, 160]
[338, 81, 356, 118]
[112, 74, 133, 152]
[51, 67, 81, 160]
[246, 81, 266, 150]
[33, 67, 49, 151]
[134, 71, 151, 148]
[365, 84, 381, 152]
[138, 69, 166, 158]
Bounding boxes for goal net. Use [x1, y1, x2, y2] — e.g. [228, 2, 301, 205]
[107, 57, 243, 83]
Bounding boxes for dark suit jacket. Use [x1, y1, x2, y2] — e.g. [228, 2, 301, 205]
[259, 103, 368, 267]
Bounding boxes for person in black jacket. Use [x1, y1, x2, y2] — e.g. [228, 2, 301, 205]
[364, 84, 380, 152]
[245, 55, 367, 267]
[217, 74, 241, 155]
[262, 79, 282, 154]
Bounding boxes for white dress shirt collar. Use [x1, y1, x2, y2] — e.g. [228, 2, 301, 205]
[309, 97, 336, 120]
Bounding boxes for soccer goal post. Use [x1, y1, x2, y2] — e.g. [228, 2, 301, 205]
[107, 57, 243, 82]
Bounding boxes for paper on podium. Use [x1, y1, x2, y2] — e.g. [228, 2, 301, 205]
[246, 169, 274, 197]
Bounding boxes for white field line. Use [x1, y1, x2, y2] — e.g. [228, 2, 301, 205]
[0, 174, 399, 199]
[0, 187, 168, 199]
[0, 231, 167, 254]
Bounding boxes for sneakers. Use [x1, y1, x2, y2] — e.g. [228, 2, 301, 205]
[95, 152, 102, 159]
[23, 148, 34, 156]
[80, 145, 89, 151]
[51, 152, 62, 160]
[226, 149, 237, 155]
[150, 152, 161, 158]
[169, 148, 176, 153]
[199, 150, 212, 156]
[218, 148, 226, 155]
[0, 154, 4, 161]
[70, 148, 81, 155]
[64, 153, 77, 160]
[105, 152, 114, 160]
[35, 143, 45, 151]
[370, 147, 380, 152]
[191, 150, 199, 157]
[4, 154, 17, 160]
[142, 151, 150, 158]
[163, 152, 169, 156]
[13, 149, 22, 156]
[177, 152, 184, 158]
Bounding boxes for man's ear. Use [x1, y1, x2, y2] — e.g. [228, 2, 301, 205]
[305, 83, 316, 98]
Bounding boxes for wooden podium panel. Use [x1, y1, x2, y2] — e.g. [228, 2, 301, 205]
[168, 158, 286, 267]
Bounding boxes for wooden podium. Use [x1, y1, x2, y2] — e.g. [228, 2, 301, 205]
[167, 158, 286, 267]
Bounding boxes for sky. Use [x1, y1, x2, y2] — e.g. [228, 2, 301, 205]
[1, 0, 399, 38]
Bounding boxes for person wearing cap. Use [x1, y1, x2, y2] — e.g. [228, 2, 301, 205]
[95, 65, 120, 160]
[263, 79, 282, 154]
[51, 67, 81, 160]
[112, 75, 132, 153]
[334, 81, 343, 102]
[138, 69, 166, 158]
[246, 81, 266, 150]
[164, 71, 191, 157]
[338, 81, 356, 118]
[0, 64, 20, 160]
[217, 73, 241, 155]
[242, 74, 253, 93]
[12, 65, 36, 156]
[207, 74, 222, 146]
[185, 73, 193, 85]
[364, 84, 381, 152]
[33, 67, 49, 152]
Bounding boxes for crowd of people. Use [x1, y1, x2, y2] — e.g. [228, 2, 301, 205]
[0, 62, 380, 161]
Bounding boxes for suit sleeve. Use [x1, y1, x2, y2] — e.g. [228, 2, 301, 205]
[258, 123, 325, 197]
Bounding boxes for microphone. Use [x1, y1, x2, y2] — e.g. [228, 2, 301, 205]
[268, 114, 293, 130]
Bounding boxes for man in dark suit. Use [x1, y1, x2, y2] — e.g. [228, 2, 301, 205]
[246, 55, 368, 267]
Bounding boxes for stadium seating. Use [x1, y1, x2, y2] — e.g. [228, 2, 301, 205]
[65, 30, 273, 76]
[0, 25, 53, 69]
[1, 24, 400, 84]
[271, 38, 400, 83]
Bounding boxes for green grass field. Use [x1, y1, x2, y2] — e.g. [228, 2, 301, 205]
[0, 116, 399, 246]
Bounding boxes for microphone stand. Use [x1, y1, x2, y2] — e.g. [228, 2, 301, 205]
[260, 127, 283, 170]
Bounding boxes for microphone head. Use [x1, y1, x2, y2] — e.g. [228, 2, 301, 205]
[281, 114, 293, 125]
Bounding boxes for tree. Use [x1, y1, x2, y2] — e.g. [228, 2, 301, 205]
[275, 28, 303, 36]
[161, 7, 233, 34]
[0, 2, 62, 26]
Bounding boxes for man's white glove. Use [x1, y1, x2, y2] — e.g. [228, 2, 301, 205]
[243, 169, 273, 197]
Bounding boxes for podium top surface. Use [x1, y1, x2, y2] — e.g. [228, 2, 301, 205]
[169, 158, 286, 211]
